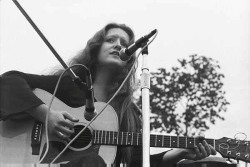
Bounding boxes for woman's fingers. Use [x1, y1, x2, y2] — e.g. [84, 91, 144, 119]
[194, 145, 202, 160]
[184, 136, 217, 161]
[48, 110, 79, 141]
[56, 125, 74, 137]
[210, 145, 217, 155]
[194, 140, 217, 160]
[203, 141, 211, 156]
[198, 143, 208, 158]
[60, 119, 75, 129]
[55, 131, 70, 142]
[63, 112, 79, 122]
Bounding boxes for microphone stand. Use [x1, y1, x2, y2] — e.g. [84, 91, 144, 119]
[140, 44, 151, 167]
[12, 0, 87, 90]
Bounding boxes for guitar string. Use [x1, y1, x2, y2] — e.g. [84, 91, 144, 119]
[71, 128, 216, 145]
[68, 128, 216, 143]
[66, 131, 215, 147]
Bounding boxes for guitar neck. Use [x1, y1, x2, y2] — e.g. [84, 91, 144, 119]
[92, 130, 216, 149]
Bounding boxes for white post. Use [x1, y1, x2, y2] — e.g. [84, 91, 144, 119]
[141, 49, 151, 167]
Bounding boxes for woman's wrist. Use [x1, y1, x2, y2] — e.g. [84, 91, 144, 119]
[159, 149, 187, 166]
[25, 104, 48, 123]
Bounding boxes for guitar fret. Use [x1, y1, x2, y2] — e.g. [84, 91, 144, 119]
[99, 130, 101, 144]
[127, 132, 132, 145]
[107, 131, 109, 144]
[121, 132, 124, 145]
[162, 135, 164, 147]
[104, 131, 107, 144]
[154, 135, 162, 147]
[96, 130, 99, 144]
[170, 136, 172, 148]
[110, 131, 113, 144]
[116, 132, 119, 145]
[172, 136, 178, 148]
[155, 135, 157, 147]
[102, 131, 104, 144]
[98, 130, 100, 144]
[118, 132, 121, 145]
[137, 133, 139, 146]
[179, 136, 186, 148]
[186, 137, 195, 148]
[107, 131, 110, 144]
[177, 136, 179, 148]
[186, 136, 187, 148]
[163, 135, 170, 148]
[97, 131, 101, 143]
[109, 131, 112, 144]
[126, 132, 128, 145]
[131, 132, 133, 145]
[103, 131, 105, 144]
[114, 132, 118, 145]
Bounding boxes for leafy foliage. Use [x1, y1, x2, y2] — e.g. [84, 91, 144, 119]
[136, 55, 229, 136]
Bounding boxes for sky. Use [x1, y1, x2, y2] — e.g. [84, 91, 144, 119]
[1, 0, 250, 160]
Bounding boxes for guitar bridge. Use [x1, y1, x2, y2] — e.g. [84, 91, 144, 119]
[31, 121, 43, 155]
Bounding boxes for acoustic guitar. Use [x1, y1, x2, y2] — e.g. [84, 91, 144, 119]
[0, 89, 249, 165]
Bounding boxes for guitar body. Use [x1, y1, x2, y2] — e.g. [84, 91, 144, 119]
[0, 89, 119, 165]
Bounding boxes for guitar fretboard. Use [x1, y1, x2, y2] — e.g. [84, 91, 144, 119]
[92, 130, 215, 149]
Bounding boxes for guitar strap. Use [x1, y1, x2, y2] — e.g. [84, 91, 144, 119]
[31, 121, 43, 155]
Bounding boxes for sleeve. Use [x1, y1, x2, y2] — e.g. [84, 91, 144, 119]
[130, 146, 169, 167]
[0, 70, 59, 120]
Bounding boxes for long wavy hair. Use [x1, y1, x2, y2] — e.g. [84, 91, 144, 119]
[52, 23, 141, 164]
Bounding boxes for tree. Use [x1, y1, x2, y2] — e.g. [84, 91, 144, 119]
[136, 55, 229, 136]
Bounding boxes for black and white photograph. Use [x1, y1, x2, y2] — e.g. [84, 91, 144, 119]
[0, 0, 249, 166]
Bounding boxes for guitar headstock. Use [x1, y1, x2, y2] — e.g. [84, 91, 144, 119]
[215, 136, 250, 163]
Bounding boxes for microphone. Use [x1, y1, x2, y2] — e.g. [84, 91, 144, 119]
[119, 29, 157, 61]
[83, 71, 96, 121]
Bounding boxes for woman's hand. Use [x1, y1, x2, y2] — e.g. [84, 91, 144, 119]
[48, 109, 79, 142]
[26, 104, 79, 142]
[160, 136, 217, 167]
[182, 140, 217, 160]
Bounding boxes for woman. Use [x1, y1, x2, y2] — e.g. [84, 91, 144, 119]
[0, 23, 216, 166]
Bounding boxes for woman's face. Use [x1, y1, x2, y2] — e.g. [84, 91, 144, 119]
[97, 28, 130, 70]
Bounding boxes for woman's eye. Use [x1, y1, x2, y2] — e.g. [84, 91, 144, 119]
[107, 38, 114, 43]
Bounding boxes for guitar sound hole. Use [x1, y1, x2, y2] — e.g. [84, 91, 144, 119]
[69, 125, 92, 149]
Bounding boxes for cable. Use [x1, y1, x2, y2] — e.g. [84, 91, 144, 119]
[38, 64, 90, 163]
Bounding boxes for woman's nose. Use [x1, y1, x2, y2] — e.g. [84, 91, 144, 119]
[114, 42, 122, 51]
